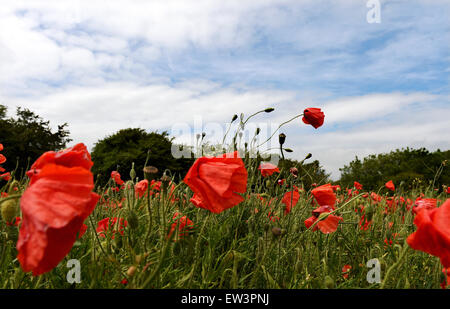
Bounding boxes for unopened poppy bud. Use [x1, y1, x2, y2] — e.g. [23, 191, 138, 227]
[127, 266, 137, 277]
[265, 179, 271, 188]
[231, 114, 238, 122]
[256, 127, 261, 136]
[8, 180, 20, 194]
[127, 211, 139, 230]
[143, 166, 158, 181]
[201, 132, 206, 139]
[264, 107, 275, 113]
[305, 153, 312, 160]
[130, 162, 136, 180]
[272, 227, 282, 236]
[324, 275, 335, 289]
[278, 133, 286, 145]
[1, 199, 18, 224]
[284, 148, 293, 153]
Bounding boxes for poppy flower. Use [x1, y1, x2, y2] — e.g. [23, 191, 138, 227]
[167, 212, 194, 240]
[1, 172, 11, 181]
[17, 143, 100, 276]
[96, 217, 128, 239]
[302, 108, 325, 129]
[311, 184, 336, 208]
[135, 179, 149, 198]
[184, 151, 248, 214]
[413, 198, 437, 215]
[354, 181, 363, 190]
[446, 187, 450, 194]
[111, 171, 124, 186]
[370, 192, 382, 203]
[342, 265, 352, 279]
[282, 189, 300, 215]
[385, 180, 395, 191]
[258, 162, 280, 177]
[304, 205, 343, 234]
[407, 198, 450, 268]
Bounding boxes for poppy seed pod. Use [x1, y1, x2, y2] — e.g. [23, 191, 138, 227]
[324, 276, 335, 289]
[264, 108, 275, 113]
[1, 199, 18, 223]
[127, 211, 139, 230]
[278, 133, 286, 145]
[130, 162, 136, 180]
[127, 266, 137, 277]
[143, 166, 158, 181]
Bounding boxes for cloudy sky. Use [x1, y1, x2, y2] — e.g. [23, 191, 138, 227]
[0, 0, 449, 179]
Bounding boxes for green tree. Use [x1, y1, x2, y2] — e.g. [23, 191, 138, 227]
[0, 104, 71, 177]
[339, 147, 450, 191]
[91, 128, 194, 185]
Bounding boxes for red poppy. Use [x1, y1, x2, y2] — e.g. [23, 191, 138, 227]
[354, 181, 363, 190]
[407, 198, 450, 268]
[282, 189, 300, 215]
[311, 184, 336, 208]
[446, 187, 450, 194]
[0, 172, 10, 181]
[135, 179, 149, 198]
[304, 205, 343, 234]
[168, 212, 194, 240]
[342, 265, 352, 279]
[302, 108, 325, 129]
[370, 192, 382, 203]
[17, 143, 99, 276]
[184, 151, 248, 214]
[96, 217, 128, 239]
[111, 171, 124, 186]
[258, 162, 280, 177]
[385, 180, 395, 191]
[413, 198, 437, 215]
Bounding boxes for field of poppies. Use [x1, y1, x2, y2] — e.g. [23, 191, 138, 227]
[0, 107, 449, 289]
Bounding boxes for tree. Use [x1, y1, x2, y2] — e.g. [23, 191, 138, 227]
[339, 147, 450, 191]
[91, 128, 194, 185]
[0, 104, 71, 177]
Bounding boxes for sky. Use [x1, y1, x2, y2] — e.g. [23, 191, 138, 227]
[0, 0, 449, 179]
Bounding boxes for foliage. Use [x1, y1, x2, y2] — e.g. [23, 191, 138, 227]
[91, 128, 194, 185]
[339, 148, 450, 191]
[0, 104, 71, 176]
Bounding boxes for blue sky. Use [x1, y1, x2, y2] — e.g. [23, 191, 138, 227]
[0, 0, 449, 178]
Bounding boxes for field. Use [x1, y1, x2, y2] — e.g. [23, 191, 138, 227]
[1, 131, 449, 290]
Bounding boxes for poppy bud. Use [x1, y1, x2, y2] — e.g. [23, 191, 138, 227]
[8, 180, 20, 194]
[1, 199, 18, 224]
[143, 166, 158, 181]
[130, 162, 136, 180]
[264, 108, 275, 113]
[290, 167, 298, 178]
[231, 114, 238, 122]
[278, 133, 286, 145]
[284, 148, 293, 153]
[256, 127, 261, 135]
[265, 179, 271, 188]
[272, 227, 282, 236]
[127, 266, 137, 277]
[324, 275, 335, 289]
[305, 153, 312, 160]
[201, 132, 206, 139]
[127, 211, 139, 230]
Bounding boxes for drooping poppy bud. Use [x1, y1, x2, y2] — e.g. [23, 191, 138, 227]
[278, 133, 286, 145]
